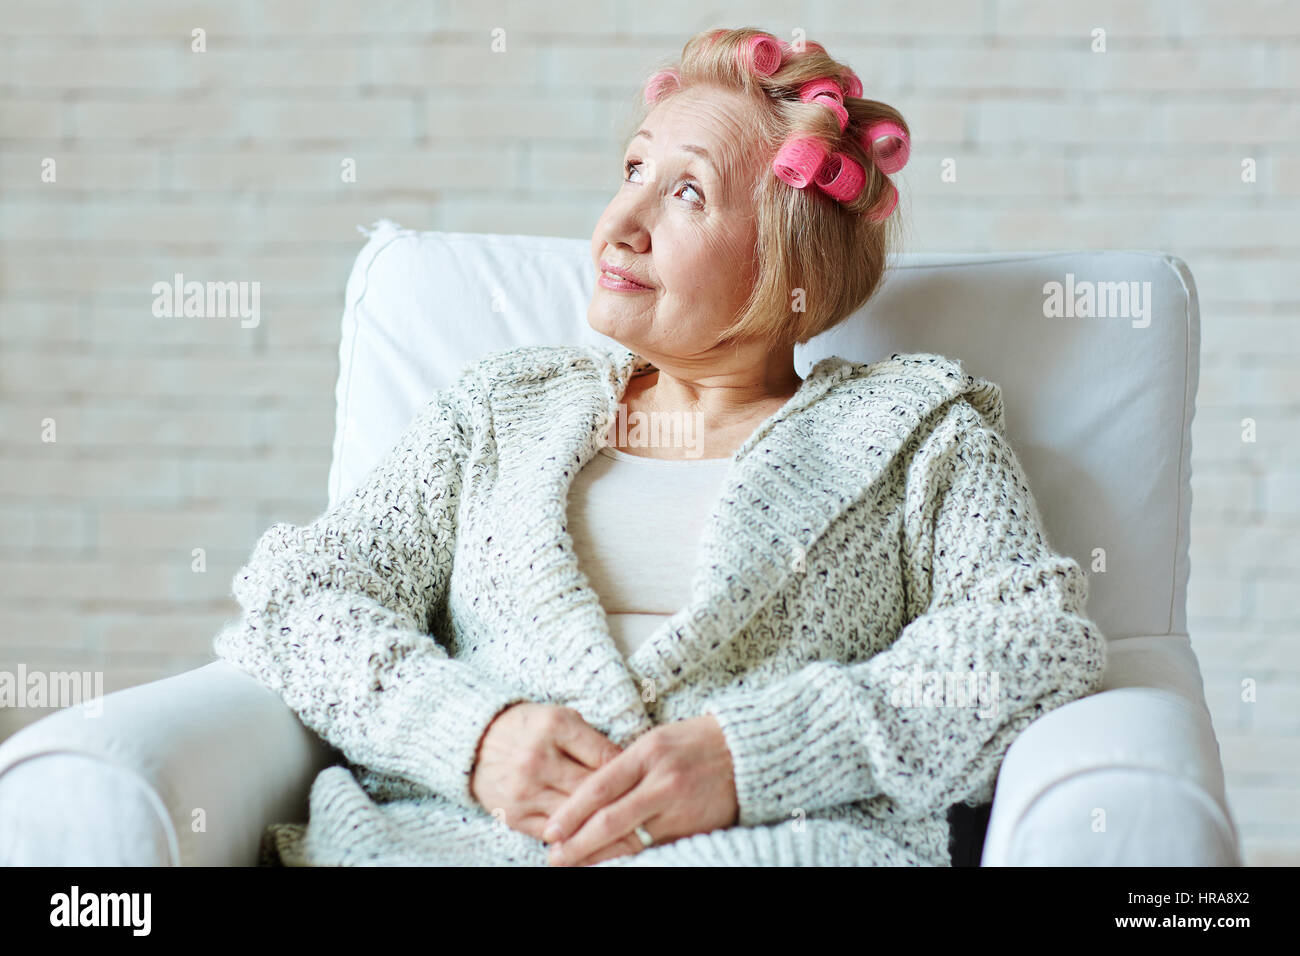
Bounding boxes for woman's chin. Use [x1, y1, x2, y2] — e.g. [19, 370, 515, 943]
[586, 305, 637, 344]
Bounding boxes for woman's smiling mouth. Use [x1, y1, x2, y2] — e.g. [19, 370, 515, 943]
[598, 261, 653, 291]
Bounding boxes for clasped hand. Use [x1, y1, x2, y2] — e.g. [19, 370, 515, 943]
[469, 702, 739, 866]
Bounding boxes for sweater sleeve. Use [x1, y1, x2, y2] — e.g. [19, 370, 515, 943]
[701, 401, 1109, 828]
[211, 375, 530, 813]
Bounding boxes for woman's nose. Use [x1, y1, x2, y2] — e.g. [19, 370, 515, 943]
[602, 200, 650, 253]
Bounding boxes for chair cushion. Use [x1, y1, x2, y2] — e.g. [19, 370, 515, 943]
[328, 220, 1198, 642]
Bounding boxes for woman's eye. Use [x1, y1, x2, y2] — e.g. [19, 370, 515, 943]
[622, 160, 704, 206]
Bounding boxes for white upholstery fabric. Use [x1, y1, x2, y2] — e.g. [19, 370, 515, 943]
[0, 754, 174, 866]
[0, 660, 337, 866]
[981, 634, 1240, 865]
[0, 221, 1233, 866]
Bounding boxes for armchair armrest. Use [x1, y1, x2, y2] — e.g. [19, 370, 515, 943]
[982, 634, 1241, 866]
[0, 660, 338, 866]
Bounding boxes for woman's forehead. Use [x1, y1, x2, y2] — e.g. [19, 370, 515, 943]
[647, 87, 754, 141]
[639, 91, 761, 183]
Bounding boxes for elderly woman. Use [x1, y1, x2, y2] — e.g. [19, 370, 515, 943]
[213, 27, 1107, 867]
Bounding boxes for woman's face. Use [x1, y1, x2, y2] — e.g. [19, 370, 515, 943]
[588, 86, 764, 360]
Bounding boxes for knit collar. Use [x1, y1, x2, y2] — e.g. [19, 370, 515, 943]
[596, 346, 905, 462]
[596, 344, 1006, 449]
[496, 343, 999, 744]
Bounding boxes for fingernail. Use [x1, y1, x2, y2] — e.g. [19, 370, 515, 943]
[542, 823, 561, 842]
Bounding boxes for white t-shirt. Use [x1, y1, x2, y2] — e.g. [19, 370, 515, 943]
[567, 444, 734, 659]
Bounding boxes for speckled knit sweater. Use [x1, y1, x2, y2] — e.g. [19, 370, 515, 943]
[211, 343, 1108, 867]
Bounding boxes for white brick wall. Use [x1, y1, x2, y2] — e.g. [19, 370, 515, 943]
[0, 0, 1295, 866]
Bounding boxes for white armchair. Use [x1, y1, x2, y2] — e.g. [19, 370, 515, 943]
[0, 221, 1241, 866]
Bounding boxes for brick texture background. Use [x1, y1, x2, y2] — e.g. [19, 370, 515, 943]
[0, 1, 1295, 865]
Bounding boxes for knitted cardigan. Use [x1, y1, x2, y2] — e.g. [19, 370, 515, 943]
[211, 343, 1108, 867]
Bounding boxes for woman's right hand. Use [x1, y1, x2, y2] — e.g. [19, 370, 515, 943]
[470, 702, 623, 843]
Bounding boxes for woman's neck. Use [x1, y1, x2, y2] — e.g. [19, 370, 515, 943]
[612, 347, 804, 459]
[632, 342, 803, 419]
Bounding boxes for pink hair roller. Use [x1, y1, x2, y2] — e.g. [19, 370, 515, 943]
[644, 68, 680, 105]
[738, 34, 783, 77]
[814, 152, 866, 202]
[797, 79, 848, 131]
[864, 121, 910, 174]
[798, 78, 843, 104]
[841, 68, 863, 99]
[823, 98, 849, 131]
[867, 179, 900, 222]
[772, 135, 827, 189]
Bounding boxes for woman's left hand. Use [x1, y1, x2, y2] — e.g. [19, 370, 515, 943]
[541, 714, 738, 866]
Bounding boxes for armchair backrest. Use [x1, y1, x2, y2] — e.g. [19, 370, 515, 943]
[328, 219, 1199, 641]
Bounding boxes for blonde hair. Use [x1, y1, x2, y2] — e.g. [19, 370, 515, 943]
[621, 27, 911, 349]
